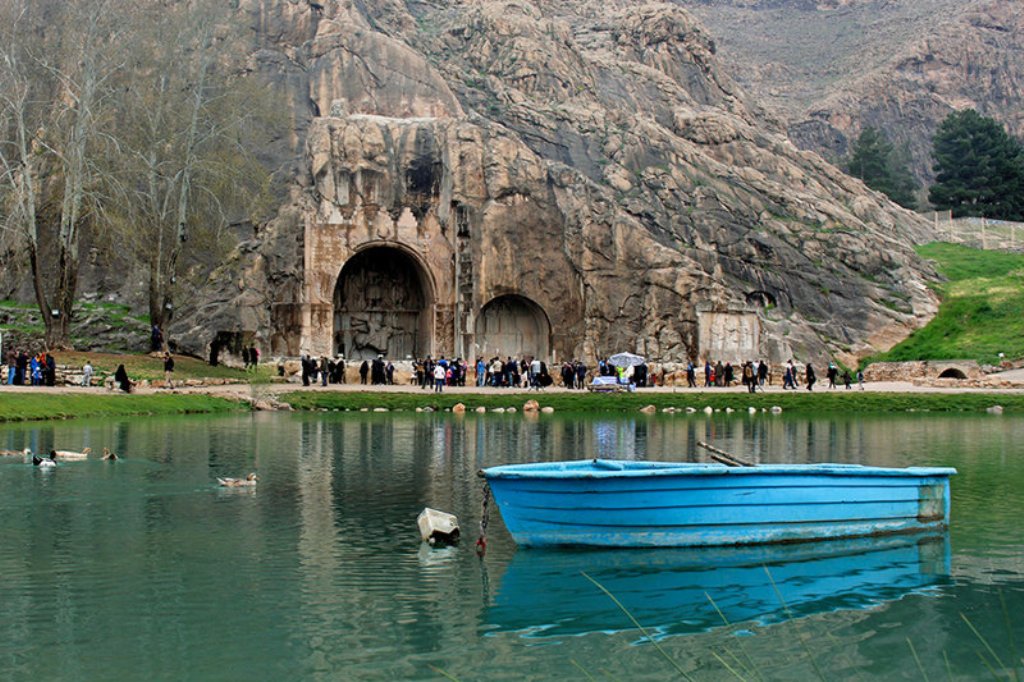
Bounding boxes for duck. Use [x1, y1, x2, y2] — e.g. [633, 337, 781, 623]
[101, 448, 118, 461]
[32, 455, 56, 468]
[51, 447, 92, 460]
[217, 472, 258, 487]
[0, 448, 31, 457]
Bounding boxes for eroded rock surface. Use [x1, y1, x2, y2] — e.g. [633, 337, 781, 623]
[170, 0, 940, 367]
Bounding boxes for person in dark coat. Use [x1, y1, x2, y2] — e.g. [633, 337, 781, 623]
[575, 361, 587, 390]
[359, 360, 369, 385]
[114, 364, 132, 393]
[805, 363, 817, 391]
[45, 353, 56, 386]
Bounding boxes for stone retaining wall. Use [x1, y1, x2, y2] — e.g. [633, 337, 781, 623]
[864, 360, 984, 382]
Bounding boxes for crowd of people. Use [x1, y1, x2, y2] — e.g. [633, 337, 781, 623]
[688, 359, 864, 391]
[3, 342, 865, 394]
[4, 350, 58, 387]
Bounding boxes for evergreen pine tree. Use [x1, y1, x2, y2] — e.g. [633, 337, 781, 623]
[846, 127, 918, 209]
[929, 109, 1024, 220]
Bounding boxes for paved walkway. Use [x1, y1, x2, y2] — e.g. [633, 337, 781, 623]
[3, 366, 1023, 401]
[5, 380, 1022, 401]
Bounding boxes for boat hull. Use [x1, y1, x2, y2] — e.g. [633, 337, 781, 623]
[482, 460, 956, 548]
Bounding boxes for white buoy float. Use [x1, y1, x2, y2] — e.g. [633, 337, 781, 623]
[417, 508, 461, 546]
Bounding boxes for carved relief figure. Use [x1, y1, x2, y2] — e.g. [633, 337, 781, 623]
[334, 249, 428, 360]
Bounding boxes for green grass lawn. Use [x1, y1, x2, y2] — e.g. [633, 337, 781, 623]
[280, 389, 1024, 414]
[867, 243, 1024, 366]
[0, 393, 244, 422]
[51, 351, 274, 383]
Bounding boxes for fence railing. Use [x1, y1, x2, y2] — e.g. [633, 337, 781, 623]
[921, 211, 1024, 251]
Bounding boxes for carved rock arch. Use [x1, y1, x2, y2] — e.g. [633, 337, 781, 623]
[333, 246, 434, 360]
[474, 294, 552, 361]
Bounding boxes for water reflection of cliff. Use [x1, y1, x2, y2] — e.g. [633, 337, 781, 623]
[487, 534, 951, 639]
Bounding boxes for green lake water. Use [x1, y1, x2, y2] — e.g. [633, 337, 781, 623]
[1, 411, 1022, 680]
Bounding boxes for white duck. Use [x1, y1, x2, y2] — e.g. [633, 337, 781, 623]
[51, 447, 91, 460]
[217, 472, 258, 487]
[0, 448, 31, 457]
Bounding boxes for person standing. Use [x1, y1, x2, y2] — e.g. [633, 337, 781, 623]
[82, 360, 94, 387]
[826, 362, 838, 389]
[359, 360, 369, 385]
[433, 362, 445, 393]
[857, 369, 865, 391]
[757, 360, 768, 389]
[163, 353, 175, 389]
[805, 363, 817, 391]
[686, 361, 696, 388]
[6, 350, 15, 385]
[43, 352, 56, 387]
[15, 350, 28, 385]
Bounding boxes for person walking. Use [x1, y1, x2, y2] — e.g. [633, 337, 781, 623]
[82, 360, 94, 387]
[359, 360, 369, 385]
[743, 362, 756, 393]
[805, 363, 817, 391]
[857, 369, 865, 390]
[163, 352, 175, 389]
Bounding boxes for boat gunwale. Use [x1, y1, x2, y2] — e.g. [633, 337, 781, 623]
[483, 459, 958, 480]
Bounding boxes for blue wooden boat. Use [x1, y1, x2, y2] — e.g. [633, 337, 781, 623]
[481, 459, 956, 548]
[487, 533, 951, 638]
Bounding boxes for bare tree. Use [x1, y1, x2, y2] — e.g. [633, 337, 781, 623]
[0, 0, 122, 349]
[108, 2, 277, 342]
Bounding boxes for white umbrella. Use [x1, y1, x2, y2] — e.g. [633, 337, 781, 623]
[608, 352, 645, 368]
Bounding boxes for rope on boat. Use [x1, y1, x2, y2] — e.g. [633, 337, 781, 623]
[696, 440, 756, 467]
[476, 480, 491, 557]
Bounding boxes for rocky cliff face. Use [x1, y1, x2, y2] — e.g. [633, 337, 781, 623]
[164, 0, 938, 367]
[683, 0, 1024, 186]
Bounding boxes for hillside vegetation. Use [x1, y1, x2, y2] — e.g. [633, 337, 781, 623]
[868, 243, 1024, 365]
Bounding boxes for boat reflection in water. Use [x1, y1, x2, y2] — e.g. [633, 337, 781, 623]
[486, 533, 951, 639]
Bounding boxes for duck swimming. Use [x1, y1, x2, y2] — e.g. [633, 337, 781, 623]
[217, 473, 258, 487]
[0, 448, 31, 457]
[32, 455, 56, 467]
[102, 448, 118, 461]
[51, 447, 92, 460]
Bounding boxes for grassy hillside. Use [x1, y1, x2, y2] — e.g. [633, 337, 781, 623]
[868, 243, 1024, 365]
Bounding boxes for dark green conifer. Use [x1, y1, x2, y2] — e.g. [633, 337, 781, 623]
[847, 126, 919, 209]
[928, 109, 1024, 220]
